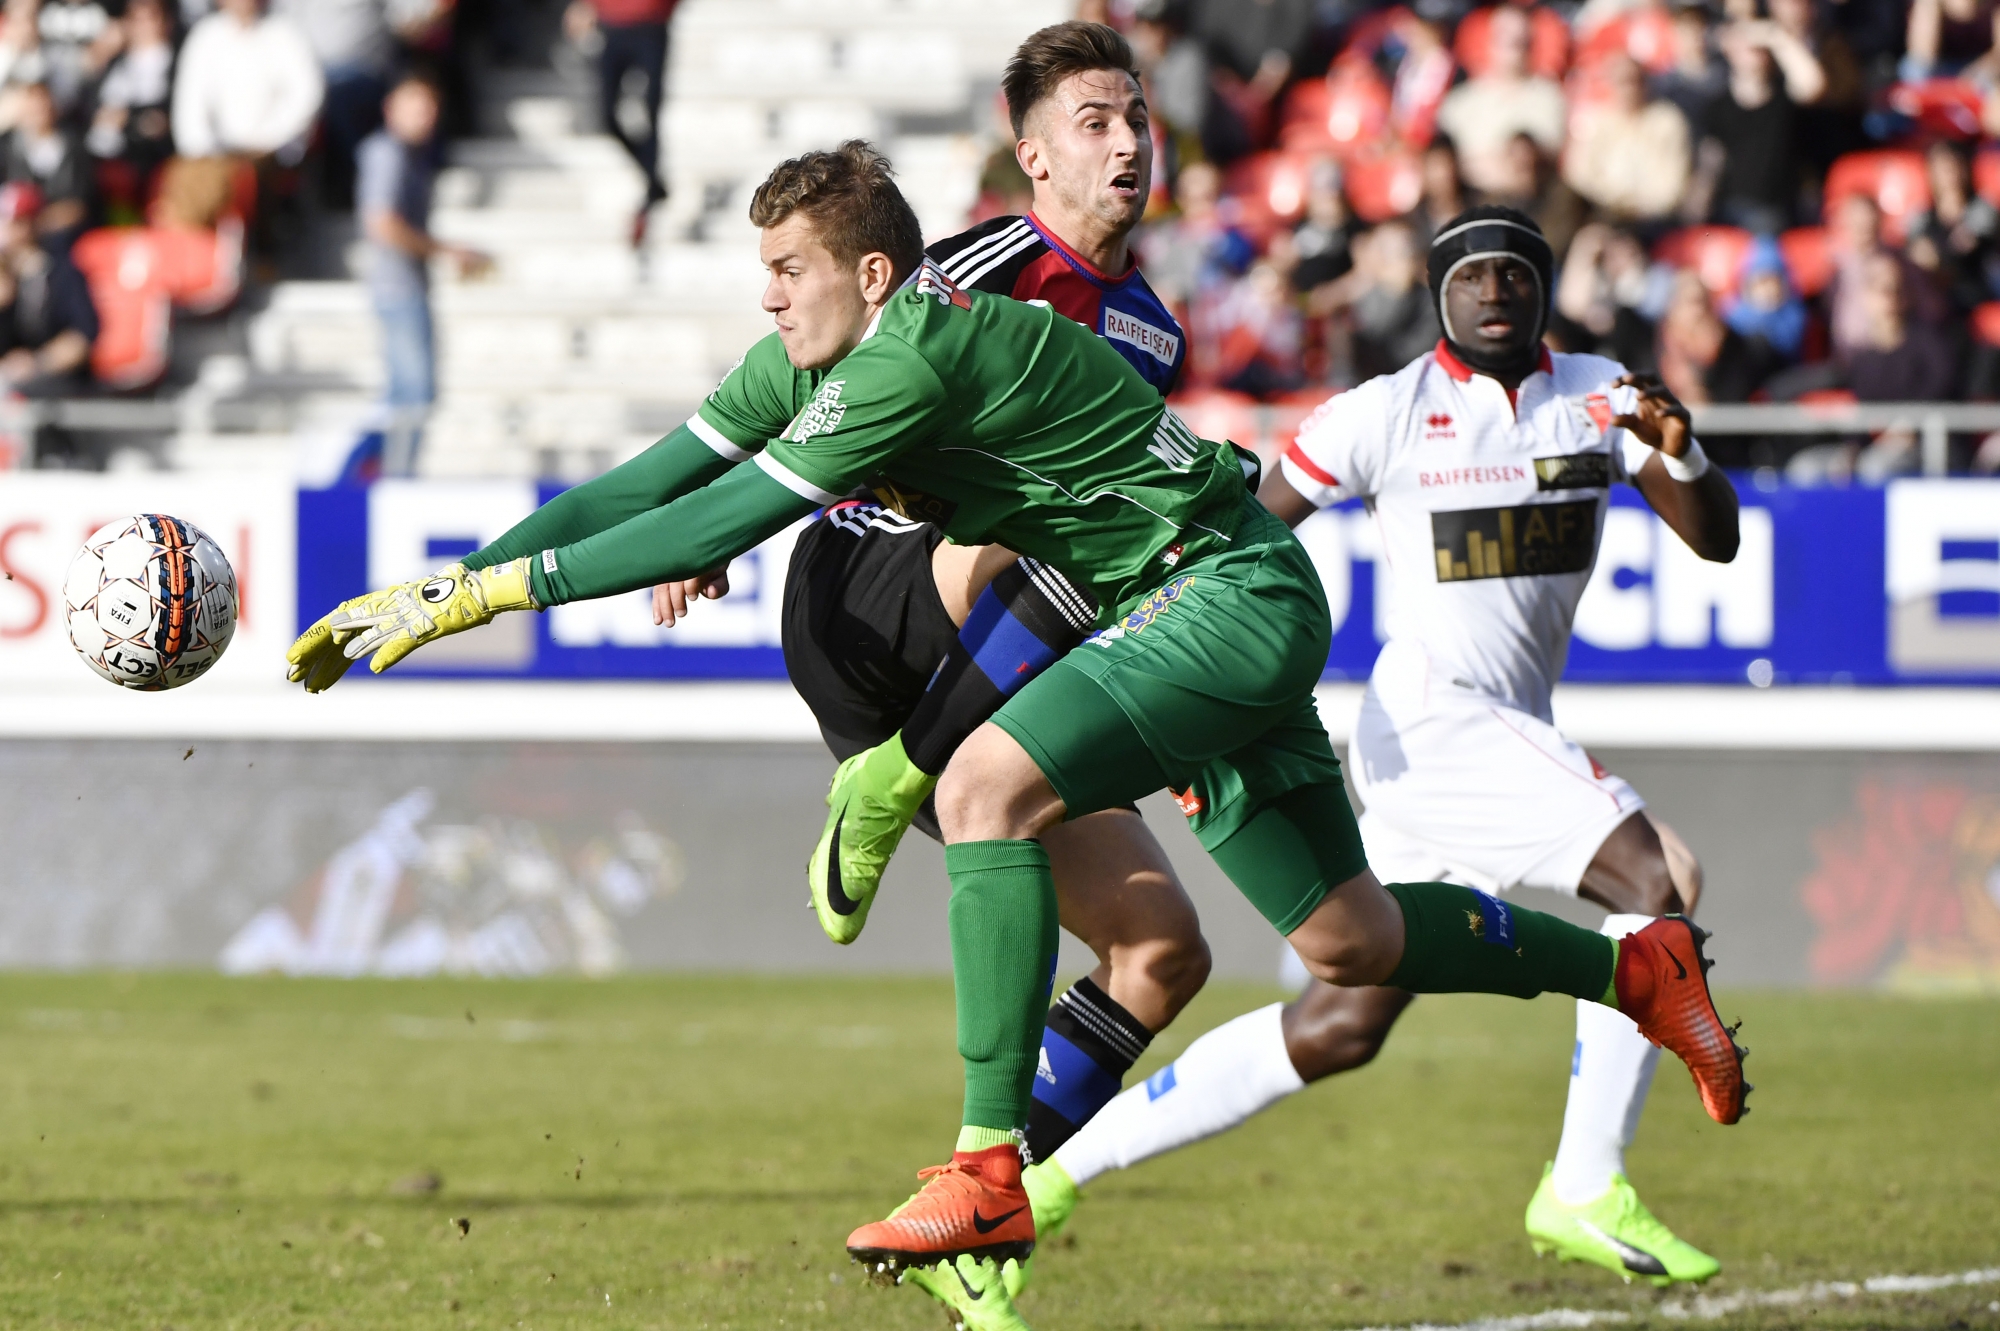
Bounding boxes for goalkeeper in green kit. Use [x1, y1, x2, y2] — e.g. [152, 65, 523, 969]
[287, 142, 1747, 1280]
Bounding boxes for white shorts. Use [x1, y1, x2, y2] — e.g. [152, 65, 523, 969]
[1347, 680, 1643, 898]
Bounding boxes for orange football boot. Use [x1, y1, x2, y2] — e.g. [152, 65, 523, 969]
[846, 1143, 1036, 1279]
[1614, 917, 1750, 1125]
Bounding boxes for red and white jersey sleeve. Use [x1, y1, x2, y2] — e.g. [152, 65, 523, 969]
[1292, 344, 1657, 722]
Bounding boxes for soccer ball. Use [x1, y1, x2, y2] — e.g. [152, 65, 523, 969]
[65, 514, 238, 690]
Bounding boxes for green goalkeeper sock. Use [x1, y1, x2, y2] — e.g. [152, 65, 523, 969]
[945, 839, 1060, 1132]
[1382, 881, 1615, 1002]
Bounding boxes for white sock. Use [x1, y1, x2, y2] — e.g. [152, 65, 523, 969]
[1550, 913, 1662, 1205]
[1052, 1002, 1305, 1189]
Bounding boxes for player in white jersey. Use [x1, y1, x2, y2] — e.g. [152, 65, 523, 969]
[1020, 207, 1745, 1286]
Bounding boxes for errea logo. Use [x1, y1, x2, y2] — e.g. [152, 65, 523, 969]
[1425, 412, 1454, 439]
[783, 379, 847, 441]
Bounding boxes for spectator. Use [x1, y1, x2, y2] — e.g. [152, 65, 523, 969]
[1826, 193, 1948, 360]
[1653, 0, 1724, 133]
[1408, 135, 1467, 247]
[4, 83, 90, 244]
[1562, 53, 1691, 220]
[1551, 221, 1665, 369]
[1290, 159, 1354, 291]
[1768, 0, 1864, 171]
[1206, 256, 1306, 395]
[275, 0, 399, 208]
[85, 0, 175, 212]
[1481, 129, 1584, 253]
[1902, 0, 2000, 80]
[1192, 0, 1311, 160]
[1385, 0, 1459, 145]
[1434, 6, 1566, 196]
[172, 0, 325, 162]
[1723, 234, 1807, 361]
[564, 0, 678, 248]
[357, 71, 488, 477]
[34, 0, 122, 123]
[1845, 252, 1961, 401]
[0, 181, 96, 406]
[1690, 18, 1824, 233]
[1906, 139, 2000, 313]
[1140, 160, 1255, 309]
[1655, 267, 1775, 401]
[1131, 0, 1208, 151]
[1347, 219, 1438, 379]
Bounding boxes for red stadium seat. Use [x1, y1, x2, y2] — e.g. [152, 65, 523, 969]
[1455, 4, 1571, 79]
[1823, 149, 1931, 244]
[152, 219, 244, 315]
[1573, 5, 1678, 73]
[1779, 226, 1834, 297]
[1169, 390, 1260, 452]
[1886, 79, 1985, 140]
[1224, 150, 1326, 243]
[1796, 388, 1858, 409]
[70, 228, 172, 390]
[1345, 149, 1424, 222]
[1654, 225, 1753, 298]
[1279, 63, 1391, 158]
[1974, 146, 2000, 205]
[1972, 302, 2000, 347]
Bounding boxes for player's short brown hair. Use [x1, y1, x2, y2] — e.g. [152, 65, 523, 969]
[1002, 21, 1142, 139]
[748, 140, 924, 280]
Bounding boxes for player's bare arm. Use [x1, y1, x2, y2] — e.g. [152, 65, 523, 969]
[1615, 372, 1741, 564]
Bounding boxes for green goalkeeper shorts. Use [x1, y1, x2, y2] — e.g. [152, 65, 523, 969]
[990, 500, 1366, 934]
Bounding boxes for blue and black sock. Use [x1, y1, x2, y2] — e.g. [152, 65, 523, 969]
[1024, 976, 1152, 1163]
[902, 557, 1098, 776]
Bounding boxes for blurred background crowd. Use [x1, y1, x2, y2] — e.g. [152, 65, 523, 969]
[5, 0, 2000, 478]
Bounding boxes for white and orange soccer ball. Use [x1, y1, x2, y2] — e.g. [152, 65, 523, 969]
[64, 514, 238, 690]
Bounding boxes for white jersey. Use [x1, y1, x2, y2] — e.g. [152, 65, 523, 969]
[1281, 343, 1656, 722]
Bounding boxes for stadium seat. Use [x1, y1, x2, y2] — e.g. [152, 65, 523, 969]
[1344, 149, 1424, 222]
[1795, 388, 1858, 408]
[1779, 226, 1834, 297]
[1823, 149, 1931, 244]
[1455, 4, 1571, 79]
[1573, 5, 1678, 73]
[1169, 389, 1260, 453]
[1885, 79, 1985, 140]
[1975, 146, 2000, 205]
[1654, 226, 1753, 298]
[70, 228, 173, 390]
[1279, 63, 1391, 158]
[152, 219, 244, 316]
[1972, 302, 2000, 347]
[1224, 150, 1325, 242]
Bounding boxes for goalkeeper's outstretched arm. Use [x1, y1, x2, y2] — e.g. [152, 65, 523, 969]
[287, 463, 816, 691]
[461, 422, 744, 572]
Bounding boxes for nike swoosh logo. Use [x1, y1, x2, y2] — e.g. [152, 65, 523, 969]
[1663, 945, 1688, 980]
[971, 1207, 1023, 1234]
[951, 1263, 985, 1300]
[825, 810, 860, 916]
[1576, 1219, 1668, 1276]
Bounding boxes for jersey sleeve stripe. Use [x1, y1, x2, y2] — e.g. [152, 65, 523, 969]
[958, 230, 1047, 290]
[940, 220, 1032, 280]
[687, 411, 754, 461]
[754, 451, 841, 504]
[1283, 441, 1340, 488]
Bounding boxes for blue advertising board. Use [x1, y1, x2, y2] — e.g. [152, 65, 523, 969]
[297, 477, 2000, 686]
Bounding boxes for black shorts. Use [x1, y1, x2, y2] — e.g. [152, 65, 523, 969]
[783, 499, 958, 835]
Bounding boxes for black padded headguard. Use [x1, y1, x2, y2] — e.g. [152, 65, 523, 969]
[1427, 205, 1555, 376]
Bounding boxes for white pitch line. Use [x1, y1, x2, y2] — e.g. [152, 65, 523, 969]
[1351, 1265, 2000, 1331]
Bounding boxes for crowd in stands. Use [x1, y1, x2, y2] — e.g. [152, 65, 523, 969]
[1000, 0, 2000, 474]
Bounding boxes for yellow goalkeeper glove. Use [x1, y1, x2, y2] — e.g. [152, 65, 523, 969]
[287, 557, 538, 693]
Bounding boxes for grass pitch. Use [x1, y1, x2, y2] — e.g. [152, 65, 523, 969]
[0, 974, 1994, 1331]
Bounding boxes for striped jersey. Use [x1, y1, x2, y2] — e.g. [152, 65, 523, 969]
[928, 213, 1187, 397]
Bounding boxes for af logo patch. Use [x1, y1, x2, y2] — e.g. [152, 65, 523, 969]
[914, 259, 972, 311]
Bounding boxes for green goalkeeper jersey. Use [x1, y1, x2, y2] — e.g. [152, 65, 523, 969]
[484, 260, 1248, 619]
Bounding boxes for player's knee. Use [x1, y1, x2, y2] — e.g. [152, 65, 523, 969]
[1131, 931, 1210, 1021]
[1282, 988, 1399, 1082]
[1627, 860, 1682, 916]
[935, 724, 1064, 843]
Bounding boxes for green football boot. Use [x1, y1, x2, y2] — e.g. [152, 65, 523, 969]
[808, 733, 936, 944]
[1525, 1163, 1721, 1286]
[903, 1254, 1034, 1331]
[1001, 1159, 1081, 1298]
